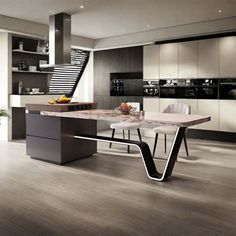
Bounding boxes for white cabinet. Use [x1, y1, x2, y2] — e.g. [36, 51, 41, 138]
[143, 98, 160, 112]
[179, 41, 197, 78]
[219, 100, 236, 132]
[159, 98, 179, 112]
[143, 45, 159, 79]
[197, 100, 219, 131]
[160, 43, 178, 79]
[198, 39, 219, 78]
[220, 36, 236, 77]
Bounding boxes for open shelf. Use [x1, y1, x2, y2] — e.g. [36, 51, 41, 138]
[12, 70, 53, 74]
[12, 49, 49, 56]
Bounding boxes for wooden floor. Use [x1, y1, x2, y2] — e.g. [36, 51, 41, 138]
[0, 131, 236, 236]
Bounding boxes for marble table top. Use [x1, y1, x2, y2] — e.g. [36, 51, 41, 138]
[40, 109, 211, 127]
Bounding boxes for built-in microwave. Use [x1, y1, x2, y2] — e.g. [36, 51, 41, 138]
[143, 81, 159, 96]
[110, 72, 143, 96]
[219, 79, 236, 99]
[198, 79, 219, 99]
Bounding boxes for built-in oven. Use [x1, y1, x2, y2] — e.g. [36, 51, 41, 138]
[143, 81, 159, 96]
[110, 72, 143, 96]
[178, 86, 198, 98]
[159, 80, 178, 98]
[160, 86, 178, 98]
[197, 79, 219, 99]
[219, 79, 236, 99]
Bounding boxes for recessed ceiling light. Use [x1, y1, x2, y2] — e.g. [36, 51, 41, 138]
[80, 5, 84, 9]
[219, 9, 222, 13]
[146, 25, 150, 28]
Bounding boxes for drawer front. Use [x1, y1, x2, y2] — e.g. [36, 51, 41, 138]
[26, 113, 61, 139]
[26, 136, 61, 164]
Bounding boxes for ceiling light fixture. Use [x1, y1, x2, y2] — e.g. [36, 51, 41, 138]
[218, 9, 222, 13]
[146, 24, 150, 28]
[80, 5, 84, 9]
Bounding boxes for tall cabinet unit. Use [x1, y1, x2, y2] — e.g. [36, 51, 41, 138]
[160, 43, 178, 78]
[143, 98, 160, 113]
[197, 100, 219, 131]
[219, 100, 236, 132]
[198, 39, 219, 78]
[219, 36, 236, 77]
[143, 45, 159, 80]
[178, 41, 198, 78]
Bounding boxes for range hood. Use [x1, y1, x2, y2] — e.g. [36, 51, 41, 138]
[41, 12, 71, 67]
[44, 12, 90, 96]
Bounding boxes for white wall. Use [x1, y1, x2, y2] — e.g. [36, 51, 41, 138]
[0, 32, 12, 141]
[72, 52, 94, 102]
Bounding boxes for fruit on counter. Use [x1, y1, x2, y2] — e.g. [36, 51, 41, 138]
[119, 102, 132, 110]
[48, 99, 56, 104]
[48, 95, 71, 104]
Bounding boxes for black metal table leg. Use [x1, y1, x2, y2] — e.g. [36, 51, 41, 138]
[74, 126, 186, 182]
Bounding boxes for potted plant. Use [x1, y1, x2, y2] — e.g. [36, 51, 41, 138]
[0, 109, 10, 125]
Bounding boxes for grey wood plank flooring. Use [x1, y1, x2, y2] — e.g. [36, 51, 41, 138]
[0, 132, 235, 236]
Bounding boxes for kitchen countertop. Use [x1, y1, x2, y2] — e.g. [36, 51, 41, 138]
[26, 102, 97, 112]
[40, 109, 211, 127]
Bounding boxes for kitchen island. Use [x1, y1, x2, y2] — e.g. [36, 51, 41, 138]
[26, 104, 210, 181]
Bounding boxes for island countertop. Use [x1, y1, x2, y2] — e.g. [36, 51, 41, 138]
[40, 109, 211, 127]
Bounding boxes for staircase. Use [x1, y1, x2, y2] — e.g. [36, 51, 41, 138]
[48, 49, 90, 97]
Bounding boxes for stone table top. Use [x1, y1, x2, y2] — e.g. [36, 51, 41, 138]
[40, 109, 211, 127]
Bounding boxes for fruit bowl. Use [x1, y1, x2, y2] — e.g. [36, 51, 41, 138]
[48, 95, 71, 104]
[116, 108, 130, 115]
[115, 102, 132, 115]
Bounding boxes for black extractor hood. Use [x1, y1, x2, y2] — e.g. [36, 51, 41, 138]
[49, 12, 71, 65]
[45, 12, 90, 96]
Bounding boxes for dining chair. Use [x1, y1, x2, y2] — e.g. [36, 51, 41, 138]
[109, 102, 142, 153]
[152, 103, 190, 157]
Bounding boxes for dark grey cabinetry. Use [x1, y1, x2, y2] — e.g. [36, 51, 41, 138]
[26, 113, 97, 164]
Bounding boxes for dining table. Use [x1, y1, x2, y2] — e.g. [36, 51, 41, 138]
[37, 108, 211, 182]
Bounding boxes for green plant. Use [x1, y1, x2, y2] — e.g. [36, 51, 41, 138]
[0, 109, 9, 118]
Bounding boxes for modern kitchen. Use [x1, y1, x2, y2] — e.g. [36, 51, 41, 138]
[0, 1, 236, 236]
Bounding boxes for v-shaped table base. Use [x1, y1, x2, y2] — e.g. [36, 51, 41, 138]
[74, 126, 186, 182]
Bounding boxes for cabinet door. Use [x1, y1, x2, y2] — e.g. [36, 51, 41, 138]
[143, 98, 160, 112]
[220, 36, 236, 77]
[198, 39, 219, 78]
[179, 99, 198, 129]
[197, 100, 219, 131]
[143, 45, 159, 79]
[160, 43, 178, 78]
[219, 100, 236, 132]
[179, 41, 197, 78]
[159, 98, 179, 112]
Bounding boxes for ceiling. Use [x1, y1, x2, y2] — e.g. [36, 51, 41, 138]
[0, 0, 236, 39]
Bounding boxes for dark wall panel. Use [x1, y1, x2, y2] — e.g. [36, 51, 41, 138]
[94, 46, 143, 130]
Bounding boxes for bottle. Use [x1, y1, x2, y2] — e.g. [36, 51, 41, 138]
[19, 42, 23, 51]
[18, 81, 23, 95]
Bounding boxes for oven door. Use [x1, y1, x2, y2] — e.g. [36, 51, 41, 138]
[178, 87, 197, 99]
[220, 82, 236, 99]
[160, 86, 178, 98]
[198, 86, 218, 99]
